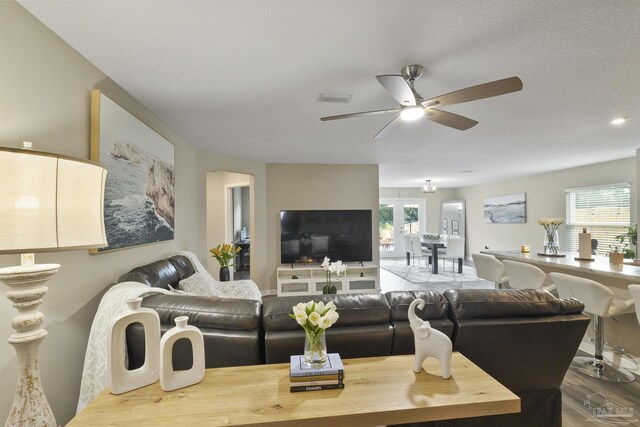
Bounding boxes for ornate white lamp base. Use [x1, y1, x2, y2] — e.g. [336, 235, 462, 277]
[0, 262, 59, 427]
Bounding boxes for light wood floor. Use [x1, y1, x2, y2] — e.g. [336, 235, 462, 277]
[561, 352, 640, 427]
[379, 260, 640, 426]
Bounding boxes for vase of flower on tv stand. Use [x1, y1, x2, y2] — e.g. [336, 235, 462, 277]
[322, 283, 337, 294]
[219, 267, 230, 282]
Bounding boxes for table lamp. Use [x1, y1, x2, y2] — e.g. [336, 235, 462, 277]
[0, 143, 107, 427]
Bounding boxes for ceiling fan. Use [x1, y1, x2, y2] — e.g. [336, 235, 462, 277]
[320, 64, 523, 139]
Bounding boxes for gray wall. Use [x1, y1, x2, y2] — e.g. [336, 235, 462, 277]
[0, 2, 198, 424]
[266, 164, 380, 292]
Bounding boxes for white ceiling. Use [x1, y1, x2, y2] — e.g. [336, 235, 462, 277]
[18, 0, 640, 188]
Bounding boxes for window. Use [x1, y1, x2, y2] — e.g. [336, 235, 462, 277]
[565, 183, 630, 255]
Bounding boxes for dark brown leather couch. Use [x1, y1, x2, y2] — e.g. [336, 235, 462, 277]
[262, 291, 453, 364]
[123, 255, 263, 369]
[120, 255, 589, 427]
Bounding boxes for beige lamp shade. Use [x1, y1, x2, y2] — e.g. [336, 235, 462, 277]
[0, 147, 107, 253]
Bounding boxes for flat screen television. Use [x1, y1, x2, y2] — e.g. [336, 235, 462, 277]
[280, 209, 372, 264]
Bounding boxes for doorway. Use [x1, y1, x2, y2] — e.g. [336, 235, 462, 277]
[227, 184, 251, 279]
[379, 198, 427, 258]
[206, 170, 253, 280]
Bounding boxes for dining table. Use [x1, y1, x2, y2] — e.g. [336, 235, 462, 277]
[405, 238, 462, 274]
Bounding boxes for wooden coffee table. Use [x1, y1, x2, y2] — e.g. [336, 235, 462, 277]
[70, 352, 520, 426]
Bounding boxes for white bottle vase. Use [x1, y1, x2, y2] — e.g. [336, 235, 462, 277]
[160, 316, 205, 391]
[108, 297, 160, 394]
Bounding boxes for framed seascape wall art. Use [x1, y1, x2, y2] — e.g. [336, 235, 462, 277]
[483, 193, 526, 224]
[90, 90, 175, 252]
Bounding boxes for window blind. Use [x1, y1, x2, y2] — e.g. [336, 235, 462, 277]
[565, 183, 630, 255]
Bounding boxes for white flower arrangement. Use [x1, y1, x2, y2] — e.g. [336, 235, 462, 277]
[289, 300, 340, 332]
[320, 257, 347, 294]
[321, 257, 347, 277]
[537, 217, 565, 226]
[538, 217, 565, 254]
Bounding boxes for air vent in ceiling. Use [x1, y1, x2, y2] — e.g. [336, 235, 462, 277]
[317, 92, 353, 103]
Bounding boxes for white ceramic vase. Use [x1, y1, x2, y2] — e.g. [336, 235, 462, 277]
[108, 297, 160, 394]
[160, 316, 205, 391]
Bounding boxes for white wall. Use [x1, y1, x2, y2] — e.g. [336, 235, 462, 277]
[457, 157, 636, 256]
[0, 2, 198, 424]
[266, 164, 380, 291]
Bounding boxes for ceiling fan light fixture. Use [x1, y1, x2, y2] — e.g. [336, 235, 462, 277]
[400, 106, 424, 121]
[422, 179, 436, 194]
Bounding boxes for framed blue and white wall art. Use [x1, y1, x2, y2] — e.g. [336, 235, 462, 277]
[90, 90, 175, 252]
[484, 193, 526, 224]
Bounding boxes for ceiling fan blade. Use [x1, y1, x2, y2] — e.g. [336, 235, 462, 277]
[423, 76, 523, 108]
[426, 109, 478, 130]
[373, 116, 402, 139]
[376, 75, 416, 106]
[320, 108, 399, 121]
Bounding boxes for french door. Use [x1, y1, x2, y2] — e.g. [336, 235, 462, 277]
[379, 198, 426, 258]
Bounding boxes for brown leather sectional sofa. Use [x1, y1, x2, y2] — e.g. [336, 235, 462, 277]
[122, 254, 589, 426]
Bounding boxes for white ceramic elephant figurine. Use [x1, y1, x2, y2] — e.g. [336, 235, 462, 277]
[409, 298, 452, 379]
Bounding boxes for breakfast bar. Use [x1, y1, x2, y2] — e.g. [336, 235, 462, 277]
[482, 250, 640, 358]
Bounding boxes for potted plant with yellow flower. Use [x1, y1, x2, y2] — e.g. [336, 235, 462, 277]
[210, 243, 241, 281]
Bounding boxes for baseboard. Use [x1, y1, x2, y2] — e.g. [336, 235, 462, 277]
[578, 339, 640, 374]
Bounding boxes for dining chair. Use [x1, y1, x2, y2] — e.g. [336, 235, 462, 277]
[405, 234, 423, 266]
[403, 234, 413, 264]
[441, 237, 464, 272]
[503, 260, 555, 292]
[410, 234, 431, 269]
[550, 273, 635, 382]
[472, 253, 508, 289]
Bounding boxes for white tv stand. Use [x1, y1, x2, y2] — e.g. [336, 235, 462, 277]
[276, 262, 379, 296]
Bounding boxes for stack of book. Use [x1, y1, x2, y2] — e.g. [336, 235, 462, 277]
[289, 353, 345, 392]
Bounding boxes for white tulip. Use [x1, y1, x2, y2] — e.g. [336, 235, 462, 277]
[296, 314, 307, 326]
[329, 310, 339, 324]
[308, 311, 321, 326]
[315, 301, 325, 314]
[293, 303, 306, 317]
[318, 315, 333, 329]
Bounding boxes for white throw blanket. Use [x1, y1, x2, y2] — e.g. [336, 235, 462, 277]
[76, 282, 169, 412]
[77, 251, 261, 412]
[177, 250, 262, 302]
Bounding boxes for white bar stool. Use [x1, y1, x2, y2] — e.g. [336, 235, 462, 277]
[629, 285, 640, 325]
[550, 272, 635, 383]
[503, 260, 555, 292]
[472, 254, 508, 289]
